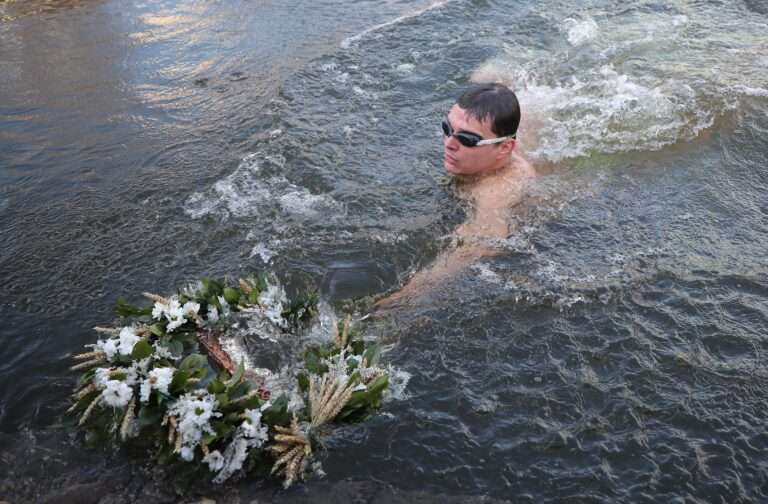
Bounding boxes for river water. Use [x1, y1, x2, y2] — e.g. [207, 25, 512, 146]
[1, 0, 768, 502]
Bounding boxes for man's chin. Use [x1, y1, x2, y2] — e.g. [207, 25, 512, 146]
[444, 158, 461, 175]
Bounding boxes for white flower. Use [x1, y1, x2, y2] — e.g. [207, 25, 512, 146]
[207, 306, 219, 323]
[180, 446, 195, 462]
[152, 297, 192, 332]
[118, 327, 140, 356]
[95, 338, 118, 361]
[166, 299, 184, 319]
[182, 301, 200, 317]
[102, 380, 133, 408]
[152, 302, 165, 320]
[150, 367, 174, 394]
[94, 368, 112, 388]
[203, 450, 225, 472]
[153, 342, 179, 360]
[123, 361, 142, 386]
[241, 409, 269, 446]
[167, 317, 185, 332]
[139, 367, 174, 402]
[168, 392, 221, 455]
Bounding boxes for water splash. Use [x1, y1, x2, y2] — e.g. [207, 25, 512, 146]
[184, 152, 343, 220]
[561, 16, 599, 46]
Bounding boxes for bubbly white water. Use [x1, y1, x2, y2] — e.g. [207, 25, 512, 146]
[562, 16, 599, 46]
[472, 4, 768, 162]
[184, 152, 343, 220]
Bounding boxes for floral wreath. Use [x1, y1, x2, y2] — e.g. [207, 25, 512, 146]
[68, 275, 399, 487]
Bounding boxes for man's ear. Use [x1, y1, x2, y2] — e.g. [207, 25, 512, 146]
[497, 139, 516, 157]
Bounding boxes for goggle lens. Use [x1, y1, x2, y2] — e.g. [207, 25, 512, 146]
[441, 120, 483, 147]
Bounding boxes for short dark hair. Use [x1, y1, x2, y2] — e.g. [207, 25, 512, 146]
[457, 83, 520, 138]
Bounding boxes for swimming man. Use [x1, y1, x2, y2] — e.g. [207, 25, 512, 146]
[376, 82, 536, 309]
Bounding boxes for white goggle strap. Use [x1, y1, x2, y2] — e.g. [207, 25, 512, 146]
[475, 134, 516, 146]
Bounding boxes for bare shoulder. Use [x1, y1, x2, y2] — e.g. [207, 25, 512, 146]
[510, 150, 537, 180]
[469, 155, 535, 210]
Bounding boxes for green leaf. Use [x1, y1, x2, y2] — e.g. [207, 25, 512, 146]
[202, 277, 224, 298]
[362, 344, 382, 367]
[255, 274, 268, 293]
[170, 370, 191, 394]
[149, 324, 165, 337]
[297, 372, 309, 393]
[223, 287, 241, 305]
[207, 379, 226, 394]
[281, 289, 319, 327]
[228, 380, 253, 400]
[114, 298, 150, 317]
[137, 404, 162, 428]
[262, 394, 290, 427]
[76, 368, 96, 389]
[131, 338, 153, 360]
[69, 389, 100, 415]
[337, 374, 389, 423]
[179, 354, 208, 371]
[211, 419, 233, 439]
[109, 371, 128, 381]
[225, 360, 245, 389]
[303, 347, 324, 375]
[158, 338, 183, 359]
[216, 393, 230, 408]
[156, 444, 177, 465]
[349, 340, 365, 355]
[366, 374, 389, 399]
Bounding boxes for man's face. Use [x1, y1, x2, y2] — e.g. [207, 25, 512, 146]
[443, 104, 512, 176]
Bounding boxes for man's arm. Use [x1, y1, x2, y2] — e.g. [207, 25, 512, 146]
[375, 154, 535, 310]
[375, 184, 530, 310]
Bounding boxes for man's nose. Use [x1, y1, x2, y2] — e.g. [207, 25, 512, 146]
[444, 134, 459, 150]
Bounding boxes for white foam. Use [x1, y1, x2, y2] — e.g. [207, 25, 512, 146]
[477, 61, 712, 161]
[341, 0, 453, 49]
[396, 63, 415, 74]
[384, 366, 412, 401]
[184, 152, 342, 220]
[249, 242, 275, 263]
[731, 85, 768, 97]
[472, 263, 504, 285]
[469, 6, 767, 161]
[562, 17, 599, 46]
[671, 15, 689, 27]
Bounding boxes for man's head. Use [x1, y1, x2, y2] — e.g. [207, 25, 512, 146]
[443, 83, 520, 176]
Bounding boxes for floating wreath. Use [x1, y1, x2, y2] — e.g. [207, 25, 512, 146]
[68, 275, 396, 487]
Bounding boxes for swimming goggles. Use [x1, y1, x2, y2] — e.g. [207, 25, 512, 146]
[441, 119, 516, 147]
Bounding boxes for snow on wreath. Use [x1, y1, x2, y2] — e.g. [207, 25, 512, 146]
[67, 274, 409, 487]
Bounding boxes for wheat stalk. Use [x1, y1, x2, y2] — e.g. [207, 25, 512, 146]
[269, 415, 312, 487]
[142, 292, 170, 305]
[70, 356, 106, 371]
[78, 394, 101, 426]
[120, 398, 136, 440]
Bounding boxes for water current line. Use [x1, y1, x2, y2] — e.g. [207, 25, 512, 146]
[340, 0, 455, 49]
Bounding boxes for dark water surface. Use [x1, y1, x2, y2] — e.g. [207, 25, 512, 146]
[2, 0, 768, 502]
